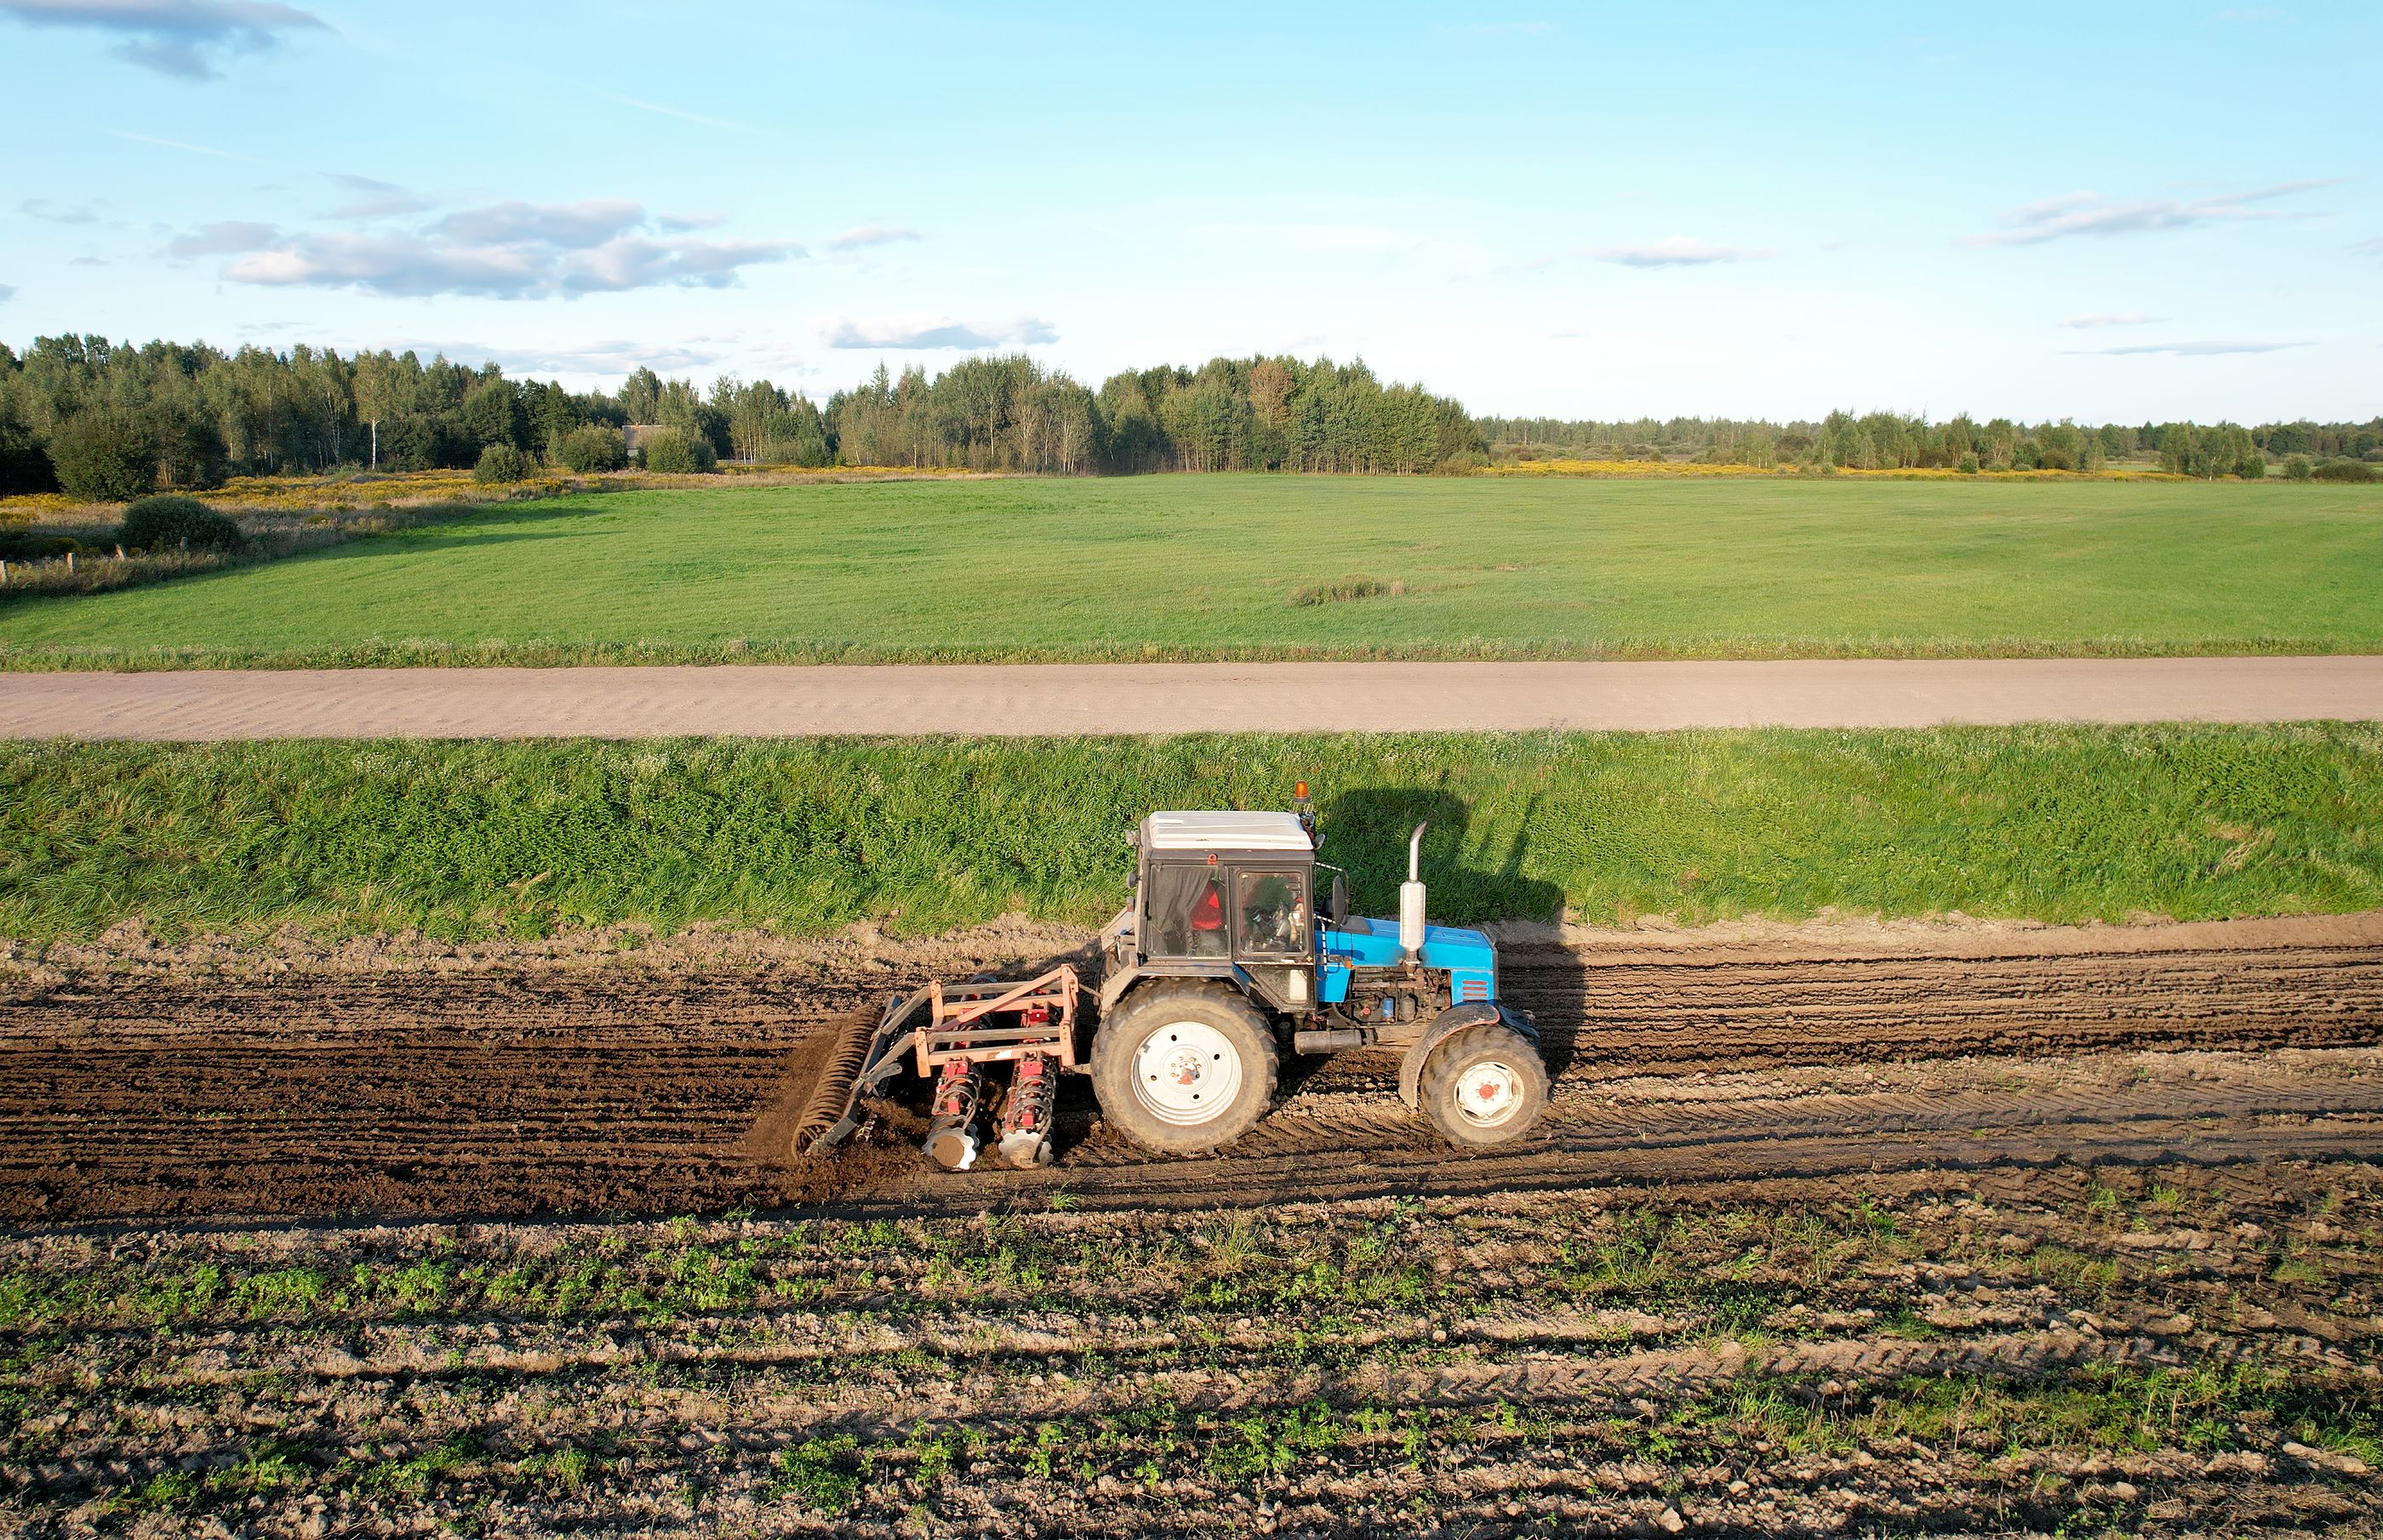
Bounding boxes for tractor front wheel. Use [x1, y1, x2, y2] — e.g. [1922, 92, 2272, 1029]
[1092, 983, 1279, 1156]
[1417, 1023, 1548, 1148]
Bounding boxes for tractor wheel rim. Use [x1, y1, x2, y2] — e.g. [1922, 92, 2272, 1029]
[1132, 1019, 1243, 1126]
[1454, 1061, 1523, 1127]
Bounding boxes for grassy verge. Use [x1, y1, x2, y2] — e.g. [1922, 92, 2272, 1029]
[3, 725, 2376, 943]
[7, 634, 2373, 672]
[2, 475, 2378, 669]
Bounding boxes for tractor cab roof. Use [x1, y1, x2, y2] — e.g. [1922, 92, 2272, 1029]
[1140, 811, 1313, 853]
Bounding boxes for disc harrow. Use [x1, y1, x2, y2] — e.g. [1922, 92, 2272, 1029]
[802, 966, 1082, 1170]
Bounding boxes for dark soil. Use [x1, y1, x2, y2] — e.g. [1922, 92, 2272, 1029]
[0, 921, 2376, 1223]
[2, 916, 2380, 1535]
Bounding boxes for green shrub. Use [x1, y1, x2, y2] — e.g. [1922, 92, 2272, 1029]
[118, 494, 243, 554]
[48, 410, 158, 503]
[0, 531, 80, 562]
[2311, 458, 2376, 483]
[0, 402, 55, 494]
[473, 444, 531, 484]
[160, 416, 231, 491]
[558, 425, 628, 474]
[641, 431, 717, 474]
[2283, 454, 2313, 482]
[382, 414, 472, 472]
[2237, 455, 2266, 481]
[1957, 453, 1980, 475]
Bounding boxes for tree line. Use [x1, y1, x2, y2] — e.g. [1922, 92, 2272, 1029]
[0, 338, 1483, 499]
[1, 334, 2374, 500]
[1480, 410, 2383, 478]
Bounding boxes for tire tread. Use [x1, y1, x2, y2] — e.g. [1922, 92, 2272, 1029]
[1091, 982, 1280, 1156]
[1417, 1023, 1548, 1148]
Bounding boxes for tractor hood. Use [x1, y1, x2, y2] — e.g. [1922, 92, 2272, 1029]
[1323, 915, 1497, 975]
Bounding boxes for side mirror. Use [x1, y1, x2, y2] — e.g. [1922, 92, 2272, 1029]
[1329, 872, 1350, 927]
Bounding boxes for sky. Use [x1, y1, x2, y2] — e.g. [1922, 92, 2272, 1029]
[2, 0, 2378, 423]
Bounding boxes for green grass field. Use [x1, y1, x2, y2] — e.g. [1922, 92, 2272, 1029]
[5, 726, 2376, 941]
[3, 475, 2379, 667]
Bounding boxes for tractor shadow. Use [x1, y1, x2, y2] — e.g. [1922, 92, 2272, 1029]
[1295, 788, 1582, 1084]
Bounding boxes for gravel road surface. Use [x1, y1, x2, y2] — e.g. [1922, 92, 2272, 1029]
[4, 655, 2381, 738]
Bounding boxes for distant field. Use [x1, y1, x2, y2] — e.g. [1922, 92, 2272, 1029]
[2, 475, 2379, 668]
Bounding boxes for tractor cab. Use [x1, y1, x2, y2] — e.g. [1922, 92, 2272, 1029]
[1122, 810, 1321, 1013]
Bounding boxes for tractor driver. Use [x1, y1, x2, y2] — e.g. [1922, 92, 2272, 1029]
[1238, 871, 1308, 955]
[1186, 876, 1228, 955]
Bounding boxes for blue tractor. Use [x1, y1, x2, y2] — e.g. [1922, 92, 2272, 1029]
[801, 785, 1548, 1168]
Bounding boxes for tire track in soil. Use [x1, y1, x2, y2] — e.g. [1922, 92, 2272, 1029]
[0, 931, 2378, 1223]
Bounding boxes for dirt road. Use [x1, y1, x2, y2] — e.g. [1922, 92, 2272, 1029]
[6, 654, 2383, 739]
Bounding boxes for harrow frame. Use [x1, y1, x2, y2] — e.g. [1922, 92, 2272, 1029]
[796, 964, 1083, 1160]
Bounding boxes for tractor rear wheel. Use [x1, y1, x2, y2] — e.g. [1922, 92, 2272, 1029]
[1092, 983, 1278, 1156]
[1417, 1023, 1547, 1148]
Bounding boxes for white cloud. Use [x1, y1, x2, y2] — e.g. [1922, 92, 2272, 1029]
[0, 0, 330, 79]
[820, 313, 1058, 350]
[461, 340, 729, 376]
[323, 174, 432, 220]
[215, 198, 802, 299]
[1597, 235, 1772, 268]
[2355, 236, 2383, 257]
[428, 199, 644, 248]
[826, 224, 922, 251]
[0, 282, 15, 302]
[1512, 234, 1771, 273]
[19, 197, 100, 224]
[2066, 340, 2311, 356]
[561, 235, 797, 293]
[1959, 180, 2334, 248]
[2060, 312, 2164, 328]
[167, 218, 277, 256]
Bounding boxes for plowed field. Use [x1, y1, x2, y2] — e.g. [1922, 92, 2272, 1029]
[2, 914, 2378, 1535]
[2, 915, 2377, 1222]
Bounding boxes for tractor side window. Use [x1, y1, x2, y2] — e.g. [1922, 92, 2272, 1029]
[1146, 863, 1230, 958]
[1236, 870, 1309, 958]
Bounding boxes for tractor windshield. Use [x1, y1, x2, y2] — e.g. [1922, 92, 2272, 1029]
[1146, 864, 1230, 958]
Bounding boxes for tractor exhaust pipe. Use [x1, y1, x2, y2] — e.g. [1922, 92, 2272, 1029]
[1399, 821, 1428, 963]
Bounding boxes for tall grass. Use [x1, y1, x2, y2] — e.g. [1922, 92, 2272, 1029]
[2, 725, 2374, 942]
